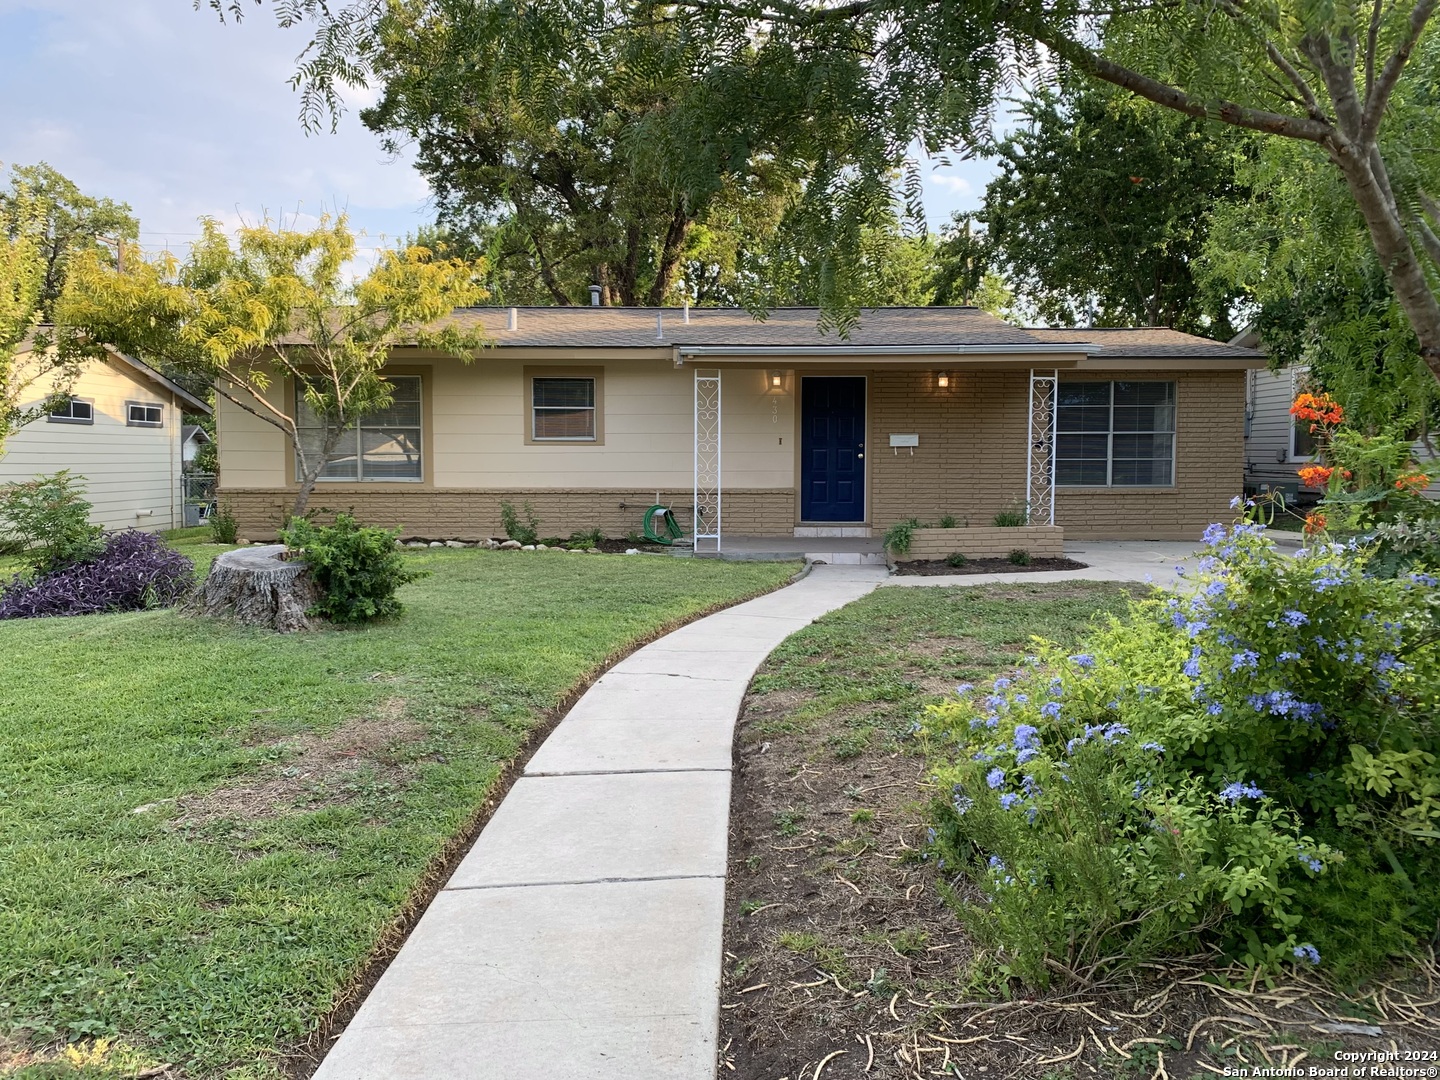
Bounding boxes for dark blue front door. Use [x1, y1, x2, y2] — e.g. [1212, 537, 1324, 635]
[801, 376, 866, 522]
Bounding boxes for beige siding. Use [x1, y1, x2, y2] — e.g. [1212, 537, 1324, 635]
[217, 357, 796, 491]
[0, 355, 183, 532]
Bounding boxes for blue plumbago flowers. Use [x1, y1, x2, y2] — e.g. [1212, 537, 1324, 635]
[986, 767, 1006, 789]
[1013, 724, 1040, 749]
[1296, 849, 1323, 873]
[988, 855, 1005, 870]
[1293, 944, 1321, 966]
[955, 682, 975, 695]
[1140, 741, 1165, 753]
[999, 793, 1023, 810]
[993, 676, 1012, 690]
[1230, 649, 1260, 672]
[1281, 609, 1309, 627]
[1040, 701, 1063, 719]
[1219, 781, 1265, 803]
[1068, 654, 1095, 668]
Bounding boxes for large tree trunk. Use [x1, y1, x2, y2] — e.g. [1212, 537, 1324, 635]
[1332, 149, 1440, 380]
[186, 545, 321, 633]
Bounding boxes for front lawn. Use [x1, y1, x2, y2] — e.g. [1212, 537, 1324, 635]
[0, 547, 796, 1078]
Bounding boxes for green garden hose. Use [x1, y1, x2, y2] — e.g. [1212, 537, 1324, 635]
[642, 504, 684, 545]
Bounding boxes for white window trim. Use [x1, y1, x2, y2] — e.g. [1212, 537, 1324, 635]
[531, 376, 598, 442]
[47, 398, 95, 425]
[126, 400, 165, 428]
[296, 375, 425, 484]
[1055, 380, 1178, 489]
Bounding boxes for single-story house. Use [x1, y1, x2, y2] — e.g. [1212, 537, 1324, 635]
[1, 345, 212, 533]
[214, 307, 1265, 544]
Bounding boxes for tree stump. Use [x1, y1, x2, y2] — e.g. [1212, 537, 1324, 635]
[187, 545, 322, 633]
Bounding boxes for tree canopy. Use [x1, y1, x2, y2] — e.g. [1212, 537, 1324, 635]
[974, 85, 1250, 336]
[218, 0, 1440, 374]
[0, 163, 131, 453]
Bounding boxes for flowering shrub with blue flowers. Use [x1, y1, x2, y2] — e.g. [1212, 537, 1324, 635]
[922, 508, 1440, 985]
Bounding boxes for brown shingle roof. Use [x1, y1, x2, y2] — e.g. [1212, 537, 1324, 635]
[1022, 326, 1262, 359]
[277, 306, 1263, 359]
[442, 306, 1047, 347]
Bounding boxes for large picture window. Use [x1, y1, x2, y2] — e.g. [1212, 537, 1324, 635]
[531, 376, 597, 441]
[1056, 381, 1175, 487]
[296, 375, 423, 482]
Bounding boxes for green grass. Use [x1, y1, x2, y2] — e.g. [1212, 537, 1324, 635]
[749, 581, 1141, 749]
[0, 548, 796, 1078]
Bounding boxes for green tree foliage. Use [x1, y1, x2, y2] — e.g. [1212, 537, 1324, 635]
[1204, 134, 1440, 437]
[0, 163, 137, 320]
[219, 0, 1440, 365]
[0, 163, 124, 454]
[975, 85, 1250, 335]
[63, 216, 489, 517]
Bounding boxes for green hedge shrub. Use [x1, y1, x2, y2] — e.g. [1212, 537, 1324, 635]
[0, 471, 103, 574]
[281, 513, 426, 623]
[922, 509, 1440, 984]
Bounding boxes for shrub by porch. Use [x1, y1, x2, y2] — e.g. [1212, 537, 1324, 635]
[895, 525, 1065, 560]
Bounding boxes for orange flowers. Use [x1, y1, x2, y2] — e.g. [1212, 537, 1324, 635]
[1303, 512, 1327, 535]
[1291, 393, 1344, 429]
[1395, 472, 1432, 494]
[1298, 465, 1332, 490]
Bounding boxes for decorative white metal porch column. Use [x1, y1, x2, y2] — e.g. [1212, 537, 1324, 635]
[693, 369, 722, 550]
[1026, 369, 1059, 526]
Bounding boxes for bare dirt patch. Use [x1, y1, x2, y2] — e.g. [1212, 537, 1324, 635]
[170, 703, 427, 828]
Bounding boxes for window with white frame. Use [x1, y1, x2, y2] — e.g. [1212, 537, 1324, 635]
[126, 401, 164, 427]
[296, 375, 423, 481]
[531, 376, 596, 440]
[47, 398, 94, 424]
[1056, 381, 1176, 487]
[1288, 367, 1317, 461]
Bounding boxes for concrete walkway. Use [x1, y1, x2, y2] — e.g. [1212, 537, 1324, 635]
[312, 564, 888, 1080]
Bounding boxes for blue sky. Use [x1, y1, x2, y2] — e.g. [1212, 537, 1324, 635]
[0, 1, 997, 277]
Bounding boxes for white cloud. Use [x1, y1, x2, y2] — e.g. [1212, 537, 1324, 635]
[929, 172, 974, 195]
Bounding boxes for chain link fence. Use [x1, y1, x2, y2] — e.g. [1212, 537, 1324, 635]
[180, 473, 217, 527]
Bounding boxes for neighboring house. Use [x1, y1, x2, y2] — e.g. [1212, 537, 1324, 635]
[1, 346, 212, 533]
[1233, 327, 1438, 501]
[1246, 363, 1319, 500]
[214, 306, 1265, 543]
[181, 424, 213, 470]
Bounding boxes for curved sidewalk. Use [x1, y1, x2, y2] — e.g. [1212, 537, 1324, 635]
[312, 563, 887, 1080]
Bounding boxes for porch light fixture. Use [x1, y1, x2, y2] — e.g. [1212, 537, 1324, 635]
[936, 371, 951, 389]
[768, 370, 785, 390]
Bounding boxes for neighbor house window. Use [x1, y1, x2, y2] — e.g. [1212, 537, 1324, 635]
[296, 375, 423, 481]
[47, 398, 94, 424]
[1056, 381, 1175, 486]
[126, 401, 164, 427]
[531, 376, 596, 441]
[1289, 368, 1317, 461]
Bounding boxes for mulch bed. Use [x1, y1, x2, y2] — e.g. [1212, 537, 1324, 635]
[719, 644, 1440, 1079]
[892, 557, 1088, 576]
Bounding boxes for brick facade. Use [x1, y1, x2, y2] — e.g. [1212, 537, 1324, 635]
[901, 525, 1065, 560]
[219, 487, 795, 542]
[868, 368, 1244, 542]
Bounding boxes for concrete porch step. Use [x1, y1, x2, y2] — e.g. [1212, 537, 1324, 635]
[794, 525, 871, 538]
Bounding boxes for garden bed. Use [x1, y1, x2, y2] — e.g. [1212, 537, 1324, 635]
[718, 583, 1440, 1079]
[0, 543, 797, 1078]
[891, 556, 1087, 576]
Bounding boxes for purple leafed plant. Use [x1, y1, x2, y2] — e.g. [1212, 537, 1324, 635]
[0, 530, 194, 619]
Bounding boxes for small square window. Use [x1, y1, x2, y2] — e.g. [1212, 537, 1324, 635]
[47, 398, 94, 425]
[532, 377, 597, 440]
[127, 402, 164, 427]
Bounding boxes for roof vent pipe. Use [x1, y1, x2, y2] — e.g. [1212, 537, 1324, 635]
[589, 285, 601, 306]
[656, 311, 664, 339]
[507, 307, 517, 331]
[683, 299, 690, 324]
